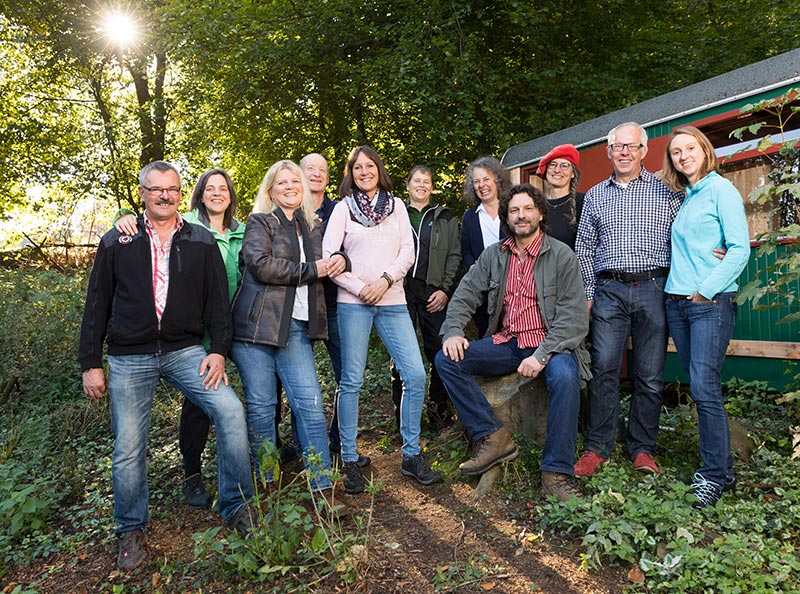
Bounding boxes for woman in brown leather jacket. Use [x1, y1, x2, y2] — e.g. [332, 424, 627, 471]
[230, 160, 347, 504]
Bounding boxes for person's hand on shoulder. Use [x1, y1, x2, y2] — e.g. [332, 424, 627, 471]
[115, 214, 139, 236]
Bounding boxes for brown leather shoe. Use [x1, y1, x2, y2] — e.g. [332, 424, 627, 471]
[458, 427, 518, 475]
[541, 471, 583, 503]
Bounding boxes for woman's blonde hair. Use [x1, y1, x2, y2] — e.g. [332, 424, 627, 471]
[253, 160, 318, 227]
[662, 126, 718, 192]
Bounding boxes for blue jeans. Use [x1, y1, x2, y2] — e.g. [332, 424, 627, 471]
[231, 320, 333, 491]
[326, 307, 346, 453]
[586, 277, 667, 458]
[435, 337, 581, 475]
[324, 307, 343, 385]
[107, 346, 254, 534]
[337, 303, 426, 461]
[667, 293, 737, 485]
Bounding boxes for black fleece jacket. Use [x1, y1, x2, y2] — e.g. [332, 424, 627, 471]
[78, 217, 232, 371]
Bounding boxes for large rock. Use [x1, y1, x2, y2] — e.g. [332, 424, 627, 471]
[476, 373, 548, 446]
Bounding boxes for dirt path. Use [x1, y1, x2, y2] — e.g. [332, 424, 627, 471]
[345, 431, 624, 593]
[4, 409, 626, 593]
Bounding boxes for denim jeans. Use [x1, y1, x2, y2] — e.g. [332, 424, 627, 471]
[326, 307, 346, 453]
[324, 307, 343, 385]
[231, 319, 333, 491]
[107, 345, 254, 534]
[667, 293, 737, 485]
[435, 337, 581, 475]
[390, 278, 450, 423]
[337, 303, 426, 461]
[586, 277, 667, 458]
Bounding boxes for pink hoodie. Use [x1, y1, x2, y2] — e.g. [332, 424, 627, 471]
[322, 197, 414, 306]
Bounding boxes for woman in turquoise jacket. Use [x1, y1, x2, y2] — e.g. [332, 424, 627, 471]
[115, 168, 245, 509]
[662, 127, 750, 509]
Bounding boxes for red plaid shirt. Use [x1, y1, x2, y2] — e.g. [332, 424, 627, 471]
[493, 232, 547, 349]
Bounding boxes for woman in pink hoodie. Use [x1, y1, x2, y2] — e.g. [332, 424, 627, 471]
[323, 146, 442, 495]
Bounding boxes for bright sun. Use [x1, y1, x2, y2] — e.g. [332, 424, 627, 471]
[103, 12, 137, 45]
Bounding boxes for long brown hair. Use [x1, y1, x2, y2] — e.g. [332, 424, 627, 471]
[339, 146, 393, 198]
[662, 126, 718, 192]
[189, 168, 239, 230]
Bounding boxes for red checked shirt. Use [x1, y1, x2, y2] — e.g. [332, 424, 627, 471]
[144, 213, 183, 322]
[493, 232, 547, 349]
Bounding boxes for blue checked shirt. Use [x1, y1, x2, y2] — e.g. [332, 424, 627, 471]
[575, 168, 683, 299]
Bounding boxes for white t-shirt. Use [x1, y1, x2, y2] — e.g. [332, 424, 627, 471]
[291, 238, 309, 321]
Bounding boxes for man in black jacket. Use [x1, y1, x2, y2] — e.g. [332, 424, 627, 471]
[79, 161, 254, 571]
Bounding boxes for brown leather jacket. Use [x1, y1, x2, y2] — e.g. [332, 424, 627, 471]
[232, 209, 327, 347]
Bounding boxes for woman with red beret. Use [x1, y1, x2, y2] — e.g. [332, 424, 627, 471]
[535, 144, 584, 250]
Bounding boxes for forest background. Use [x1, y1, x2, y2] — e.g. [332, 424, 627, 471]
[2, 0, 799, 249]
[2, 3, 800, 593]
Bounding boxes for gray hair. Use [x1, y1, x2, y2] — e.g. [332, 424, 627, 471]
[138, 161, 181, 186]
[462, 156, 511, 207]
[607, 122, 648, 148]
[299, 153, 328, 170]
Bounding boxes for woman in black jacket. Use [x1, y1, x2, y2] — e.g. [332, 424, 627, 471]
[230, 160, 347, 501]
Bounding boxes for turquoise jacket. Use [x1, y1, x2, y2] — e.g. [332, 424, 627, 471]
[665, 172, 750, 299]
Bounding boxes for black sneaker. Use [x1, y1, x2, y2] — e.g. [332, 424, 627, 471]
[227, 504, 256, 537]
[723, 474, 737, 493]
[279, 439, 301, 464]
[182, 474, 212, 509]
[117, 529, 146, 570]
[331, 451, 372, 468]
[342, 461, 365, 494]
[690, 473, 723, 509]
[401, 453, 442, 486]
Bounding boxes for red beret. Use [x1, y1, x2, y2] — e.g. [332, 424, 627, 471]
[535, 144, 580, 177]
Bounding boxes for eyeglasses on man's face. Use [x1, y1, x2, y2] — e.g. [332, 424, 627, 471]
[608, 143, 644, 154]
[142, 186, 181, 197]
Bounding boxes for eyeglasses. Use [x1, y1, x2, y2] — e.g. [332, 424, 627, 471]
[546, 162, 572, 172]
[143, 186, 181, 197]
[609, 143, 644, 154]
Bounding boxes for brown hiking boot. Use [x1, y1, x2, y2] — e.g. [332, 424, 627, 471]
[458, 427, 518, 475]
[541, 471, 583, 503]
[117, 528, 146, 570]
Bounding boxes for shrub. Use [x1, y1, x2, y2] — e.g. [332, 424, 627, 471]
[0, 269, 87, 407]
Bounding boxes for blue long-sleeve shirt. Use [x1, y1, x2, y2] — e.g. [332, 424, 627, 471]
[665, 172, 750, 299]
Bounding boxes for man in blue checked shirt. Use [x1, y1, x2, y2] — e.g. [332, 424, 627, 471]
[573, 122, 682, 478]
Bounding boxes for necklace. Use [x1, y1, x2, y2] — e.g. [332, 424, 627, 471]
[546, 196, 570, 209]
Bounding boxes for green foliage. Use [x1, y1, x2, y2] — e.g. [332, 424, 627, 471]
[0, 461, 58, 560]
[432, 554, 497, 592]
[732, 88, 800, 314]
[537, 378, 800, 592]
[0, 269, 87, 405]
[192, 444, 370, 588]
[3, 0, 800, 241]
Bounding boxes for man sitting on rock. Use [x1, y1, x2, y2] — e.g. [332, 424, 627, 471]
[435, 183, 589, 501]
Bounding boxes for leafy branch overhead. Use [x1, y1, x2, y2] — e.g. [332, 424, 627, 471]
[731, 87, 800, 321]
